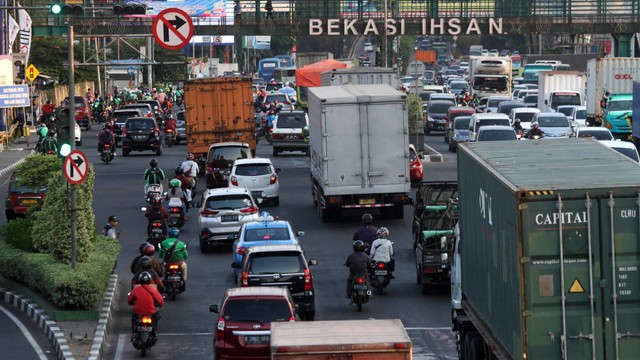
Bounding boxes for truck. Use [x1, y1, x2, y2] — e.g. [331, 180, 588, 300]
[469, 45, 483, 57]
[295, 52, 334, 69]
[632, 80, 640, 147]
[521, 63, 553, 85]
[270, 319, 412, 359]
[468, 56, 512, 99]
[537, 71, 585, 113]
[406, 60, 426, 77]
[183, 77, 256, 169]
[321, 67, 400, 88]
[308, 84, 411, 222]
[412, 181, 458, 294]
[452, 139, 640, 360]
[586, 57, 640, 138]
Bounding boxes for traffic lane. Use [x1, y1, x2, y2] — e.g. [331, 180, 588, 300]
[424, 133, 458, 182]
[0, 304, 57, 360]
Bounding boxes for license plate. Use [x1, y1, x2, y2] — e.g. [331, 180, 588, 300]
[20, 199, 38, 205]
[167, 275, 181, 281]
[134, 136, 146, 141]
[286, 135, 298, 139]
[251, 191, 262, 198]
[170, 213, 181, 218]
[244, 335, 270, 345]
[354, 284, 368, 290]
[359, 198, 375, 205]
[221, 215, 238, 222]
[375, 270, 388, 275]
[137, 326, 152, 332]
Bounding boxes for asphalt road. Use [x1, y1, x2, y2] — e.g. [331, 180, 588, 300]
[0, 303, 58, 360]
[83, 127, 460, 359]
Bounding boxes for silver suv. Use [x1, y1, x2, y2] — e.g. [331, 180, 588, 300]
[271, 111, 309, 157]
[196, 187, 260, 253]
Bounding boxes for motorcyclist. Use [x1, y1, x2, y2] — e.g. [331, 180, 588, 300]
[370, 227, 395, 278]
[97, 122, 116, 155]
[352, 213, 378, 251]
[344, 240, 371, 298]
[165, 178, 187, 218]
[265, 110, 276, 128]
[131, 242, 164, 276]
[144, 158, 165, 194]
[172, 167, 191, 206]
[164, 114, 177, 138]
[35, 121, 48, 152]
[525, 121, 544, 139]
[41, 129, 57, 155]
[131, 256, 165, 294]
[470, 94, 480, 108]
[159, 228, 188, 292]
[180, 153, 200, 185]
[127, 271, 164, 333]
[145, 195, 169, 239]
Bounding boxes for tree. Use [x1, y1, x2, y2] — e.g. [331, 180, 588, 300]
[30, 36, 96, 84]
[407, 94, 422, 134]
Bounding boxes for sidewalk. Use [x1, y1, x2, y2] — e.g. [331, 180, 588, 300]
[0, 129, 38, 177]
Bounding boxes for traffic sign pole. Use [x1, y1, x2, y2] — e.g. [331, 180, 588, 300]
[67, 24, 78, 269]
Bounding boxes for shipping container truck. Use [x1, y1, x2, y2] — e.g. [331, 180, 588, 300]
[308, 84, 411, 222]
[270, 319, 412, 359]
[586, 57, 640, 138]
[537, 71, 585, 112]
[321, 67, 400, 88]
[452, 139, 640, 360]
[183, 77, 256, 170]
[468, 56, 512, 99]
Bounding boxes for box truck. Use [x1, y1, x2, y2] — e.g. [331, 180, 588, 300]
[452, 139, 640, 360]
[308, 84, 411, 222]
[321, 67, 400, 88]
[537, 71, 585, 112]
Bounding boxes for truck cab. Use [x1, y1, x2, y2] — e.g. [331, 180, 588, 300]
[545, 91, 583, 112]
[602, 93, 632, 139]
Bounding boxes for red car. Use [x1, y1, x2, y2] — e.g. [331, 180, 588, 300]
[5, 172, 47, 220]
[209, 287, 298, 359]
[409, 144, 424, 187]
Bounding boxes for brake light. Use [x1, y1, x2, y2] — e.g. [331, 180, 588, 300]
[392, 194, 406, 202]
[141, 316, 153, 324]
[357, 277, 364, 284]
[216, 316, 225, 340]
[269, 174, 278, 185]
[240, 206, 258, 214]
[123, 127, 127, 135]
[304, 268, 312, 291]
[230, 176, 238, 186]
[166, 129, 173, 133]
[154, 127, 159, 137]
[168, 264, 180, 270]
[377, 262, 385, 269]
[146, 113, 153, 117]
[240, 271, 248, 286]
[272, 133, 283, 140]
[170, 207, 180, 213]
[152, 221, 162, 227]
[200, 209, 219, 216]
[236, 246, 247, 255]
[104, 144, 111, 149]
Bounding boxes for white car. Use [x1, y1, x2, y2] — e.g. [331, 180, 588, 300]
[228, 158, 281, 206]
[75, 121, 81, 146]
[476, 125, 518, 142]
[509, 107, 540, 138]
[600, 140, 640, 162]
[363, 42, 374, 52]
[575, 127, 614, 141]
[556, 105, 578, 121]
[570, 105, 587, 127]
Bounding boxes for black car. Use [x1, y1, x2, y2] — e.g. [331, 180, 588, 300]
[122, 117, 162, 156]
[425, 100, 452, 135]
[205, 142, 253, 188]
[234, 244, 317, 320]
[111, 109, 142, 145]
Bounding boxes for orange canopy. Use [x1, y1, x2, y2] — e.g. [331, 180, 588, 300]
[295, 59, 349, 87]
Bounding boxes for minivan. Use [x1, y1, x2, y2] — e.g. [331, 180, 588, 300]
[468, 113, 511, 142]
[205, 142, 253, 189]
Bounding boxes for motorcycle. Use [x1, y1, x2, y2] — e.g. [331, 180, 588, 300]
[167, 205, 185, 228]
[164, 128, 175, 148]
[350, 274, 371, 312]
[131, 314, 157, 356]
[164, 262, 184, 300]
[256, 119, 273, 144]
[145, 184, 163, 204]
[148, 220, 166, 250]
[100, 143, 114, 164]
[370, 261, 392, 295]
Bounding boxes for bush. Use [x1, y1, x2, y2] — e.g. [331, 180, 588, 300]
[0, 236, 120, 309]
[1, 217, 35, 252]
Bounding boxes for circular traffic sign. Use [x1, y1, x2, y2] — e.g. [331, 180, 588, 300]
[127, 67, 135, 75]
[152, 8, 194, 51]
[63, 150, 89, 185]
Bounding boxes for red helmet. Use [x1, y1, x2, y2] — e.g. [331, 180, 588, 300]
[142, 244, 155, 256]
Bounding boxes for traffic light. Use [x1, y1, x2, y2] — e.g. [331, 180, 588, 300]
[113, 4, 147, 15]
[49, 3, 83, 15]
[55, 108, 73, 158]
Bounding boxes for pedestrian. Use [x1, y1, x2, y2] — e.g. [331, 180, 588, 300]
[103, 215, 121, 240]
[12, 108, 25, 142]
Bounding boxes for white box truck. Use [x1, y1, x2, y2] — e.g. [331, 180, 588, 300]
[320, 67, 400, 89]
[537, 71, 585, 112]
[308, 84, 411, 222]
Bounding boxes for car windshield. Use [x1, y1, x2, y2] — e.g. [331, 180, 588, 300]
[551, 94, 581, 108]
[276, 114, 305, 128]
[514, 112, 537, 123]
[487, 98, 509, 107]
[574, 109, 586, 119]
[454, 117, 471, 129]
[74, 97, 85, 108]
[208, 147, 250, 163]
[205, 194, 253, 210]
[10, 177, 47, 193]
[125, 106, 151, 115]
[537, 116, 569, 127]
[557, 107, 574, 116]
[223, 299, 292, 322]
[608, 100, 632, 112]
[478, 129, 516, 141]
[113, 113, 138, 123]
[139, 101, 159, 109]
[249, 252, 303, 274]
[265, 94, 288, 103]
[419, 92, 433, 101]
[578, 130, 613, 140]
[499, 104, 524, 114]
[235, 164, 272, 176]
[523, 95, 537, 103]
[611, 147, 639, 162]
[266, 83, 282, 92]
[125, 119, 154, 130]
[244, 227, 290, 241]
[450, 82, 466, 91]
[429, 102, 451, 113]
[477, 119, 510, 128]
[450, 112, 472, 122]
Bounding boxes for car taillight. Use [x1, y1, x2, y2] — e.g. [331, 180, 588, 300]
[146, 113, 153, 117]
[272, 133, 283, 140]
[304, 268, 312, 291]
[141, 316, 153, 324]
[230, 176, 238, 186]
[236, 246, 247, 255]
[216, 317, 225, 340]
[240, 206, 258, 214]
[154, 127, 159, 136]
[169, 264, 180, 270]
[240, 271, 248, 286]
[269, 174, 278, 185]
[123, 127, 127, 135]
[200, 209, 219, 216]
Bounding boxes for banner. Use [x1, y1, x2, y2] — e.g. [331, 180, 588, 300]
[8, 15, 19, 51]
[18, 7, 32, 65]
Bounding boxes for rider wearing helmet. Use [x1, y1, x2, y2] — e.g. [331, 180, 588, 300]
[131, 243, 164, 276]
[173, 166, 191, 206]
[130, 242, 152, 274]
[370, 227, 395, 278]
[97, 122, 116, 155]
[145, 195, 169, 238]
[127, 270, 164, 332]
[180, 153, 200, 180]
[159, 228, 189, 291]
[166, 178, 187, 217]
[344, 240, 371, 298]
[526, 121, 544, 139]
[131, 256, 165, 293]
[353, 213, 378, 251]
[144, 158, 165, 194]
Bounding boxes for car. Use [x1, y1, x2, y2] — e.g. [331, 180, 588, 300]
[121, 117, 162, 156]
[263, 93, 294, 111]
[175, 110, 187, 144]
[5, 172, 47, 221]
[422, 85, 445, 94]
[600, 140, 640, 162]
[449, 116, 471, 152]
[425, 100, 452, 134]
[444, 106, 475, 143]
[111, 109, 143, 144]
[72, 96, 92, 130]
[570, 105, 587, 127]
[448, 80, 468, 94]
[123, 103, 154, 118]
[196, 187, 260, 252]
[137, 100, 163, 123]
[74, 121, 82, 146]
[476, 125, 518, 141]
[509, 107, 540, 138]
[459, 61, 469, 71]
[556, 105, 578, 121]
[228, 158, 281, 206]
[531, 112, 576, 139]
[363, 42, 374, 52]
[468, 113, 511, 142]
[428, 93, 456, 106]
[496, 101, 526, 116]
[488, 49, 499, 56]
[485, 96, 511, 113]
[205, 142, 253, 189]
[499, 49, 510, 56]
[400, 76, 415, 89]
[271, 111, 309, 156]
[409, 144, 423, 186]
[209, 287, 298, 359]
[481, 49, 489, 56]
[575, 127, 614, 141]
[523, 91, 539, 107]
[516, 89, 530, 101]
[234, 244, 318, 320]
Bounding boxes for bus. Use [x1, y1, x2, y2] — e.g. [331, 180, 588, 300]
[522, 64, 553, 85]
[275, 54, 294, 68]
[258, 58, 280, 82]
[510, 54, 522, 77]
[273, 67, 296, 84]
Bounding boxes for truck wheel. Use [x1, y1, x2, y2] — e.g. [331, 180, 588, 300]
[394, 205, 404, 219]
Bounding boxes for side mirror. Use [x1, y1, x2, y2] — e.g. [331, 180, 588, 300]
[231, 262, 241, 269]
[296, 231, 305, 237]
[209, 304, 219, 313]
[308, 259, 318, 266]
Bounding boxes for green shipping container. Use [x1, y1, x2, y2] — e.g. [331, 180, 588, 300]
[458, 139, 640, 360]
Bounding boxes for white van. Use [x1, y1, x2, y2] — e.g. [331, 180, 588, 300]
[468, 113, 511, 142]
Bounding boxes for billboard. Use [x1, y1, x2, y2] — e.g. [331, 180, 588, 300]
[125, 0, 231, 19]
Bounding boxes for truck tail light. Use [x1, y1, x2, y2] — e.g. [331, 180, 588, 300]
[392, 194, 406, 202]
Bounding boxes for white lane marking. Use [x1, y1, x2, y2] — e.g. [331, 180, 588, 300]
[0, 304, 48, 360]
[114, 334, 126, 360]
[405, 327, 452, 330]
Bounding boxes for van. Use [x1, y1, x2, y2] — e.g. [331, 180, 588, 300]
[468, 113, 511, 141]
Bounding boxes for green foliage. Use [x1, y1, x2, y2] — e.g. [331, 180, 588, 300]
[399, 36, 415, 75]
[0, 237, 120, 309]
[1, 218, 35, 252]
[30, 37, 96, 84]
[407, 94, 422, 134]
[14, 154, 62, 189]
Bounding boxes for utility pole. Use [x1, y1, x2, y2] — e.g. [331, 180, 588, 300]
[67, 23, 78, 269]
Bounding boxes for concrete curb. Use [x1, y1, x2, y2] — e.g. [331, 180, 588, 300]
[0, 157, 26, 178]
[423, 143, 444, 162]
[88, 274, 118, 360]
[0, 288, 75, 360]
